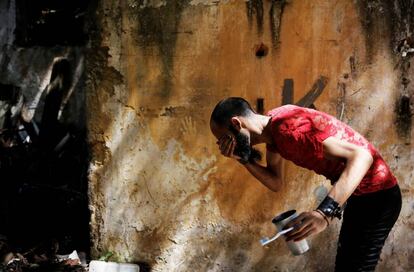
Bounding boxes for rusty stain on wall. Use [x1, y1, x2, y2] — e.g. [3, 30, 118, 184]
[246, 0, 286, 47]
[130, 0, 191, 97]
[269, 0, 286, 48]
[356, 0, 414, 143]
[246, 0, 264, 34]
[86, 0, 414, 271]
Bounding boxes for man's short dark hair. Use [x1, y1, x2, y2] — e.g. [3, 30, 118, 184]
[210, 97, 254, 127]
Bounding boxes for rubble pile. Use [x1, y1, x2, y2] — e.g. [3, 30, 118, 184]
[0, 237, 87, 272]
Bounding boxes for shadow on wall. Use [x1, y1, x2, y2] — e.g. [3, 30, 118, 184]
[0, 0, 94, 259]
[0, 55, 90, 257]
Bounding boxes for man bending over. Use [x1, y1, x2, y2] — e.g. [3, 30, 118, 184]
[210, 97, 401, 271]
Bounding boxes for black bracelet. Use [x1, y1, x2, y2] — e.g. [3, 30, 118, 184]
[317, 195, 343, 220]
[314, 209, 330, 226]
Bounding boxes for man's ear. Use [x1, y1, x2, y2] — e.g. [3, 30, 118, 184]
[230, 117, 242, 131]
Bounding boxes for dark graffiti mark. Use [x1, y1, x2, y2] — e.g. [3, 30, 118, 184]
[256, 98, 264, 114]
[281, 79, 294, 105]
[280, 76, 328, 109]
[270, 0, 286, 48]
[295, 76, 329, 108]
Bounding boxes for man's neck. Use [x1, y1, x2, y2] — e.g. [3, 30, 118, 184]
[250, 114, 273, 145]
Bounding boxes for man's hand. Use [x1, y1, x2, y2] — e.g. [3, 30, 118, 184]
[283, 211, 329, 242]
[217, 135, 239, 160]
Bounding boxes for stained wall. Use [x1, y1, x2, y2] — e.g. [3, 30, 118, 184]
[86, 1, 414, 271]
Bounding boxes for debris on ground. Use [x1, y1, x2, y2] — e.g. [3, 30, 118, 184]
[0, 237, 87, 272]
[0, 58, 90, 262]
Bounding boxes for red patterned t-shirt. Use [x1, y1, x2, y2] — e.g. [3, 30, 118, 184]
[266, 105, 397, 195]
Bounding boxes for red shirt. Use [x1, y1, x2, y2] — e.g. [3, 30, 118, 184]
[266, 105, 397, 195]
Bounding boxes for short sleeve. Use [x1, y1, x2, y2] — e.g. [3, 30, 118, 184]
[311, 129, 333, 159]
[274, 113, 336, 161]
[308, 113, 338, 158]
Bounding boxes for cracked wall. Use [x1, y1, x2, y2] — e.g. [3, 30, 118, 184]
[87, 0, 414, 271]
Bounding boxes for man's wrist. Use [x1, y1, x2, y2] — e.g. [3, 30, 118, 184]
[314, 209, 330, 227]
[317, 195, 343, 220]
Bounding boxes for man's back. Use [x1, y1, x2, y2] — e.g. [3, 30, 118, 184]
[266, 104, 397, 195]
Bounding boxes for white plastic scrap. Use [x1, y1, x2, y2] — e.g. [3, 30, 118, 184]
[56, 250, 81, 265]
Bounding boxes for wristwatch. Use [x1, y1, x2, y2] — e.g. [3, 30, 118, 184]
[317, 195, 343, 219]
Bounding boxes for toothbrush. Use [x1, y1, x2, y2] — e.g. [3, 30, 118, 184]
[259, 227, 294, 246]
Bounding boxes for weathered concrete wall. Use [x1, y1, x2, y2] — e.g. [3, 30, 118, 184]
[87, 0, 414, 271]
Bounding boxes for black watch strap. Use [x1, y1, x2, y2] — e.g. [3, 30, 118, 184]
[317, 195, 343, 220]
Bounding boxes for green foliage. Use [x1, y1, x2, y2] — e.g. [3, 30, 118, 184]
[98, 251, 114, 262]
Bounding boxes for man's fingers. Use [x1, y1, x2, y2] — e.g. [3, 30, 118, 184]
[219, 137, 231, 153]
[284, 213, 308, 229]
[285, 217, 312, 238]
[218, 135, 230, 145]
[217, 135, 238, 158]
[286, 224, 312, 241]
[292, 228, 314, 242]
[222, 137, 234, 155]
[229, 140, 236, 157]
[284, 219, 300, 229]
[217, 136, 226, 146]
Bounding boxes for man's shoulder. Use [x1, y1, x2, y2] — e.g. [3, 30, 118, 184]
[266, 104, 320, 120]
[267, 105, 337, 119]
[266, 104, 301, 117]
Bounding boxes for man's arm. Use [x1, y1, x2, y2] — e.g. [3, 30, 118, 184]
[322, 136, 374, 205]
[243, 150, 283, 192]
[285, 136, 374, 241]
[217, 135, 283, 192]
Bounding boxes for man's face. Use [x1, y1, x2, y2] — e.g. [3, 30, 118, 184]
[210, 121, 261, 163]
[228, 126, 252, 162]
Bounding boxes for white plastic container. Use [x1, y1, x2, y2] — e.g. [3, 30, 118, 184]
[89, 260, 140, 272]
[272, 209, 310, 255]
